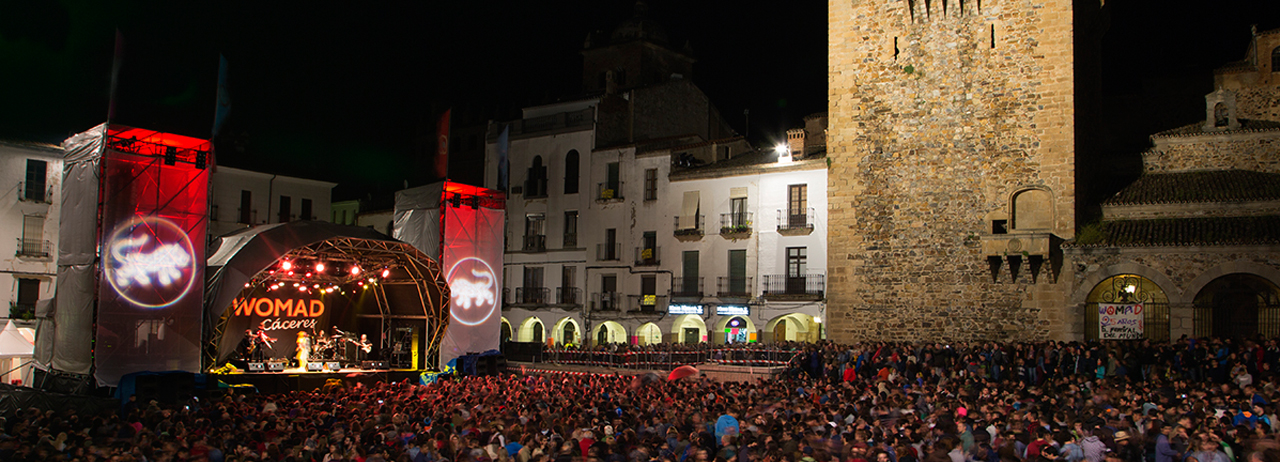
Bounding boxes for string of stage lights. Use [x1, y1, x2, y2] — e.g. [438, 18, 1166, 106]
[243, 257, 398, 296]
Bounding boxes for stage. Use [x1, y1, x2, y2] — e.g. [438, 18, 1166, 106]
[213, 368, 425, 395]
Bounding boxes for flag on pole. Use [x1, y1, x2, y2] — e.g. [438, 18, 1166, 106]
[497, 125, 510, 191]
[212, 54, 231, 137]
[107, 29, 125, 121]
[435, 109, 451, 180]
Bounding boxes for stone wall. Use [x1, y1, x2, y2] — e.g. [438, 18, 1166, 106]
[827, 0, 1093, 342]
[1234, 87, 1280, 123]
[1145, 134, 1280, 173]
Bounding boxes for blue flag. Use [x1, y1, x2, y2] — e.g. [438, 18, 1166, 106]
[497, 125, 509, 191]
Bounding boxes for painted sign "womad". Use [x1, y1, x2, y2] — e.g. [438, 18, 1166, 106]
[1099, 303, 1144, 340]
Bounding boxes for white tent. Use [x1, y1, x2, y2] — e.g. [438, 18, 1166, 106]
[0, 321, 35, 385]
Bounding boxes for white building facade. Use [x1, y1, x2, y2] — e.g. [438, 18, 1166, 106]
[0, 140, 63, 322]
[207, 166, 336, 244]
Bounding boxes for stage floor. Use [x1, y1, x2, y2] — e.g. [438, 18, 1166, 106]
[212, 369, 425, 394]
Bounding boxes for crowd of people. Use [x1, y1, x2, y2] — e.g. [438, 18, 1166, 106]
[5, 336, 1280, 462]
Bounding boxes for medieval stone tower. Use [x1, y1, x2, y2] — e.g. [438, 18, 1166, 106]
[827, 0, 1103, 341]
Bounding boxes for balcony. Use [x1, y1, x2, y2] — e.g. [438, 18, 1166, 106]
[627, 294, 668, 313]
[720, 212, 753, 238]
[634, 246, 660, 266]
[673, 214, 705, 241]
[592, 292, 620, 311]
[17, 181, 51, 204]
[556, 287, 582, 306]
[596, 243, 621, 261]
[514, 287, 550, 306]
[717, 277, 753, 299]
[8, 302, 34, 321]
[522, 234, 547, 252]
[671, 276, 704, 299]
[777, 208, 816, 235]
[523, 178, 548, 198]
[15, 238, 51, 258]
[596, 182, 624, 202]
[563, 232, 577, 248]
[761, 274, 826, 300]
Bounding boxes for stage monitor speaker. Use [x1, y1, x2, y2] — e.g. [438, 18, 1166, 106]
[248, 362, 265, 372]
[480, 355, 507, 376]
[306, 363, 324, 372]
[268, 361, 286, 372]
[362, 360, 387, 370]
[326, 362, 341, 371]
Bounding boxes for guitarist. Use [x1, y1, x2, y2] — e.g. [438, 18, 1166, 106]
[248, 321, 277, 362]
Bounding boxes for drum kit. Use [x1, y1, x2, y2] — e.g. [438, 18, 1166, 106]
[309, 327, 370, 362]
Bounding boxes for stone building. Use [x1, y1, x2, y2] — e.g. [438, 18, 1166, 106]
[826, 0, 1105, 341]
[1066, 28, 1280, 341]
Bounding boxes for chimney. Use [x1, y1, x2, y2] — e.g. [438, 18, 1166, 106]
[786, 128, 805, 159]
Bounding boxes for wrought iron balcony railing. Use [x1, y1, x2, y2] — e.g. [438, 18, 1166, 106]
[634, 246, 660, 266]
[556, 287, 582, 305]
[761, 273, 826, 298]
[596, 182, 624, 201]
[15, 239, 51, 258]
[673, 214, 705, 236]
[720, 212, 753, 234]
[523, 234, 546, 252]
[592, 291, 620, 311]
[777, 208, 816, 231]
[671, 276, 704, 298]
[515, 287, 550, 305]
[596, 243, 621, 261]
[717, 277, 753, 298]
[627, 294, 668, 313]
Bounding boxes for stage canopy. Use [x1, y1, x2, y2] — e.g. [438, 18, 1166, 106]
[204, 221, 449, 368]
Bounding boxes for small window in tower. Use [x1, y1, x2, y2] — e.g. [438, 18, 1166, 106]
[992, 220, 1008, 235]
[990, 24, 996, 49]
[1272, 46, 1280, 73]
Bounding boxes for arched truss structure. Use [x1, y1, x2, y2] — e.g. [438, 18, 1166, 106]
[204, 221, 449, 369]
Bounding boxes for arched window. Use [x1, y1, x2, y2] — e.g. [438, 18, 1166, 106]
[564, 150, 580, 194]
[525, 156, 547, 197]
[1272, 46, 1280, 73]
[1011, 188, 1052, 230]
[1214, 102, 1230, 127]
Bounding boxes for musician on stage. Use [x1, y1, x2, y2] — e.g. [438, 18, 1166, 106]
[246, 321, 276, 362]
[296, 331, 312, 370]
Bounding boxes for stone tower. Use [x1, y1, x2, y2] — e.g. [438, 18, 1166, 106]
[827, 0, 1103, 341]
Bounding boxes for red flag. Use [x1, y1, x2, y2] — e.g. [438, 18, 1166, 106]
[435, 109, 451, 179]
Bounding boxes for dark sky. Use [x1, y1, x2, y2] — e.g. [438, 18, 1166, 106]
[0, 1, 1277, 202]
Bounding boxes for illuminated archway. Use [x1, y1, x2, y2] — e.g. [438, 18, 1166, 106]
[765, 313, 813, 343]
[670, 315, 707, 345]
[1083, 274, 1171, 341]
[636, 322, 663, 345]
[500, 318, 513, 344]
[518, 317, 545, 343]
[592, 321, 627, 346]
[552, 317, 581, 346]
[714, 316, 757, 343]
[1193, 274, 1280, 339]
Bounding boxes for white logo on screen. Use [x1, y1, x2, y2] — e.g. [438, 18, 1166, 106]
[103, 216, 198, 309]
[446, 257, 498, 327]
[111, 235, 191, 287]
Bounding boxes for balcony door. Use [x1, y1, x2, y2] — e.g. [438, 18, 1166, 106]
[682, 251, 699, 294]
[729, 250, 746, 294]
[786, 247, 807, 294]
[788, 184, 807, 228]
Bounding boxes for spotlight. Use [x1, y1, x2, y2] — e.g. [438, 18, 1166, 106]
[287, 271, 294, 276]
[281, 261, 293, 271]
[368, 277, 375, 283]
[381, 269, 390, 278]
[298, 286, 306, 292]
[351, 266, 361, 276]
[315, 262, 325, 273]
[293, 283, 300, 287]
[305, 272, 312, 278]
[313, 284, 320, 289]
[244, 282, 251, 288]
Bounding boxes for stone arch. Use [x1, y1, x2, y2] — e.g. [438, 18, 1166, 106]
[1071, 262, 1183, 306]
[552, 317, 581, 346]
[1010, 187, 1053, 231]
[636, 322, 663, 345]
[517, 317, 545, 343]
[764, 313, 813, 343]
[1191, 273, 1280, 339]
[1079, 272, 1175, 341]
[593, 320, 627, 345]
[1184, 261, 1280, 303]
[670, 314, 707, 344]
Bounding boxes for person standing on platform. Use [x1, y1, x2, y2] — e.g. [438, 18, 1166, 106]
[297, 331, 311, 370]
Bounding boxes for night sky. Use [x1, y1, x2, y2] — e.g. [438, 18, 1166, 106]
[1, 1, 1277, 202]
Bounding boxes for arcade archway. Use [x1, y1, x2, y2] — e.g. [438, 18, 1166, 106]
[714, 316, 757, 343]
[765, 313, 813, 343]
[670, 315, 706, 345]
[636, 323, 663, 345]
[552, 317, 581, 346]
[593, 321, 626, 346]
[518, 317, 545, 343]
[1193, 274, 1280, 339]
[1083, 273, 1170, 341]
[500, 318, 513, 344]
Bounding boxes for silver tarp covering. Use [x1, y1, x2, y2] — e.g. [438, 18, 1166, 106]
[39, 124, 106, 375]
[393, 183, 443, 260]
